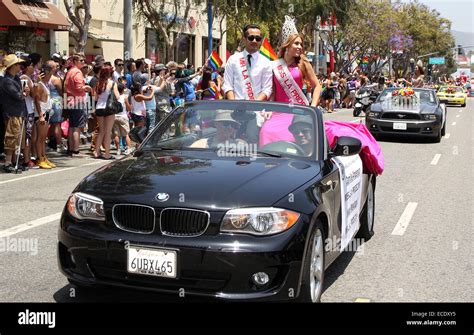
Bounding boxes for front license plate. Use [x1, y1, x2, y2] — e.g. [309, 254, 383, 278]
[393, 122, 407, 130]
[127, 246, 177, 278]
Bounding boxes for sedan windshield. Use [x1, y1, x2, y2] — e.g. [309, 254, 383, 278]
[143, 102, 318, 159]
[377, 88, 437, 105]
[439, 86, 463, 93]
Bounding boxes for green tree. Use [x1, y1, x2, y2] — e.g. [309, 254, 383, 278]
[64, 0, 92, 54]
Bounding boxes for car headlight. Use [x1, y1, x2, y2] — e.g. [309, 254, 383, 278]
[220, 208, 300, 236]
[423, 114, 437, 120]
[367, 112, 380, 118]
[67, 192, 105, 221]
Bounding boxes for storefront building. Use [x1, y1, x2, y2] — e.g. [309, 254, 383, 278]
[1, 0, 226, 67]
[0, 0, 70, 57]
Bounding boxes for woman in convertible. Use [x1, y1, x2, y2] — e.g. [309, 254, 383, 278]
[259, 16, 321, 148]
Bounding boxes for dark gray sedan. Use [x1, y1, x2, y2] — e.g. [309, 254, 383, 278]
[366, 88, 446, 142]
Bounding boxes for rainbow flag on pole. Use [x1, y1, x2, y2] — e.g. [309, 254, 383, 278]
[209, 50, 223, 71]
[260, 38, 278, 61]
[208, 85, 222, 99]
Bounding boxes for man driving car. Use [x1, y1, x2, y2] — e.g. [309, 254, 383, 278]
[191, 110, 245, 149]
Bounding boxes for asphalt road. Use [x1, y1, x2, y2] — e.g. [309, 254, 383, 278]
[0, 98, 472, 303]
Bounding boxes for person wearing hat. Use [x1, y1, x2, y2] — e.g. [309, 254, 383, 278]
[0, 54, 29, 172]
[152, 64, 173, 123]
[191, 110, 243, 149]
[288, 114, 314, 156]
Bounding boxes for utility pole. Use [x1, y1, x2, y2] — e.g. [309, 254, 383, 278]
[207, 0, 213, 60]
[50, 0, 59, 55]
[124, 0, 133, 60]
[314, 16, 320, 75]
[388, 0, 392, 77]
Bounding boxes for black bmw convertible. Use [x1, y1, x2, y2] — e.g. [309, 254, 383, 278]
[58, 101, 376, 302]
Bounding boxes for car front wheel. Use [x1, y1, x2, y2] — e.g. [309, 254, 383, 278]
[357, 178, 375, 241]
[298, 220, 325, 303]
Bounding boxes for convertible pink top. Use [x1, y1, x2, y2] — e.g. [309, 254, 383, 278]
[324, 121, 384, 176]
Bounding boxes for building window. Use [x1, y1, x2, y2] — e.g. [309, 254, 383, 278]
[146, 29, 195, 65]
[202, 37, 220, 65]
[174, 33, 195, 65]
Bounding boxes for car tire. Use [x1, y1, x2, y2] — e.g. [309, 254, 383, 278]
[461, 102, 466, 107]
[297, 220, 326, 303]
[353, 108, 361, 117]
[357, 178, 375, 241]
[432, 127, 442, 143]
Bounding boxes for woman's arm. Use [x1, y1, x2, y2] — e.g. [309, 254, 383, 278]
[305, 62, 322, 107]
[135, 90, 154, 102]
[112, 82, 120, 99]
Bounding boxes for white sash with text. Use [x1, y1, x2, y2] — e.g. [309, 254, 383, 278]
[272, 59, 309, 105]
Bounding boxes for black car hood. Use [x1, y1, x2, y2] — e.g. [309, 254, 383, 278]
[372, 102, 439, 114]
[76, 151, 321, 211]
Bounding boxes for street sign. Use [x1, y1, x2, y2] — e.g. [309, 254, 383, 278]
[429, 57, 445, 65]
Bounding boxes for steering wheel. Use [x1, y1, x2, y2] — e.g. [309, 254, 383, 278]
[260, 141, 307, 156]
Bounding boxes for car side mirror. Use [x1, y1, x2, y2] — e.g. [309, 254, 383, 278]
[129, 126, 147, 144]
[331, 136, 362, 157]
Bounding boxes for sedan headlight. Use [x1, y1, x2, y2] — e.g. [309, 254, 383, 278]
[367, 111, 380, 118]
[67, 192, 105, 221]
[221, 208, 300, 236]
[423, 114, 437, 120]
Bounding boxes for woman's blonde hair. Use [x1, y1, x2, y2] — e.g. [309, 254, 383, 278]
[278, 33, 311, 81]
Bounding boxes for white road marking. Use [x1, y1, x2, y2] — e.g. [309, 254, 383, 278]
[392, 202, 418, 236]
[456, 115, 460, 118]
[445, 133, 451, 139]
[452, 122, 456, 126]
[0, 213, 62, 238]
[430, 154, 441, 165]
[355, 298, 371, 303]
[351, 119, 363, 123]
[0, 161, 105, 185]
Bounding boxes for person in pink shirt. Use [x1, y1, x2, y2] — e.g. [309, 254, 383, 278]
[259, 28, 321, 147]
[64, 54, 92, 156]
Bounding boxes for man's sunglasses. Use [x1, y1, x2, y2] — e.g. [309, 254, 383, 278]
[219, 121, 239, 129]
[293, 128, 312, 136]
[247, 35, 262, 42]
[117, 63, 124, 66]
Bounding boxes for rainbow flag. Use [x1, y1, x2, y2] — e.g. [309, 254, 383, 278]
[208, 86, 222, 99]
[260, 38, 278, 61]
[209, 50, 223, 71]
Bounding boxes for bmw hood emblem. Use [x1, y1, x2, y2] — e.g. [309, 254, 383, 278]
[155, 193, 170, 202]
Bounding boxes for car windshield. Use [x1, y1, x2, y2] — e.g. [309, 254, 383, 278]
[439, 87, 463, 93]
[142, 101, 318, 159]
[377, 88, 437, 105]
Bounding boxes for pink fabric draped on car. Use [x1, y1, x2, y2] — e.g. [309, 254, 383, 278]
[325, 121, 384, 176]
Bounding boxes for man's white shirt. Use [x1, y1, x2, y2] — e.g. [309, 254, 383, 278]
[223, 50, 273, 100]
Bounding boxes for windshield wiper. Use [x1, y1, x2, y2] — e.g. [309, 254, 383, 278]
[256, 151, 282, 158]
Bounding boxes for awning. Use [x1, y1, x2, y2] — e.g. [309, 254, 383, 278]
[0, 0, 70, 31]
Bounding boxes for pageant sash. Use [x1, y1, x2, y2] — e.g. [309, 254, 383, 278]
[238, 55, 256, 100]
[272, 58, 309, 105]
